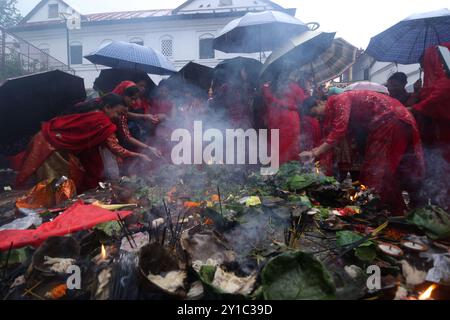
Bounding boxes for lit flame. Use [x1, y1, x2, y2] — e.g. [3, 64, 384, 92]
[418, 284, 437, 300]
[101, 244, 107, 260]
[360, 184, 368, 191]
[315, 167, 320, 175]
[350, 194, 358, 202]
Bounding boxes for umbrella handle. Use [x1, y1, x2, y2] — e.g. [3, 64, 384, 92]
[306, 22, 320, 31]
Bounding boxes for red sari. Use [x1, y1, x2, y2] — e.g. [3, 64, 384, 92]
[412, 43, 450, 208]
[262, 82, 305, 164]
[323, 91, 424, 215]
[214, 82, 254, 129]
[16, 111, 117, 191]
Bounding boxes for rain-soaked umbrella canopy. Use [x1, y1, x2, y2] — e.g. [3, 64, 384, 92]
[215, 57, 263, 88]
[85, 41, 177, 75]
[93, 69, 156, 96]
[297, 38, 358, 84]
[177, 62, 215, 90]
[0, 70, 86, 145]
[261, 30, 336, 76]
[366, 8, 450, 64]
[214, 10, 309, 53]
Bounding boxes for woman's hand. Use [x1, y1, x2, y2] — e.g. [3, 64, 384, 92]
[138, 154, 153, 163]
[147, 146, 162, 158]
[299, 151, 315, 163]
[146, 114, 160, 124]
[157, 114, 167, 122]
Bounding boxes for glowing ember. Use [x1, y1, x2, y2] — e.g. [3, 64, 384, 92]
[418, 284, 437, 300]
[101, 244, 107, 260]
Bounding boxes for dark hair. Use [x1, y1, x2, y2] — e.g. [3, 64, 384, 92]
[300, 96, 319, 116]
[388, 72, 408, 87]
[100, 93, 125, 109]
[61, 93, 124, 116]
[132, 72, 149, 84]
[123, 85, 140, 97]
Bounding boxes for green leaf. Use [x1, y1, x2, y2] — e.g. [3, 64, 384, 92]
[94, 221, 122, 237]
[261, 251, 336, 300]
[0, 247, 29, 266]
[354, 246, 377, 262]
[286, 175, 317, 191]
[318, 207, 330, 219]
[199, 265, 217, 284]
[407, 206, 450, 240]
[336, 231, 362, 247]
[299, 196, 312, 208]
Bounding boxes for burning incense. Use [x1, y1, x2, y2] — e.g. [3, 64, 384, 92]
[217, 186, 224, 216]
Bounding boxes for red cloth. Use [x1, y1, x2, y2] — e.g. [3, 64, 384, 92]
[413, 43, 450, 158]
[0, 201, 133, 251]
[262, 83, 305, 164]
[150, 98, 174, 116]
[135, 97, 151, 114]
[214, 83, 254, 128]
[300, 116, 322, 152]
[7, 152, 27, 171]
[323, 91, 424, 214]
[412, 43, 450, 208]
[17, 112, 117, 190]
[112, 81, 137, 97]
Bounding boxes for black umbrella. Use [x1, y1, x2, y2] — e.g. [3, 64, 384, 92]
[214, 10, 309, 54]
[215, 57, 263, 85]
[93, 68, 156, 95]
[177, 62, 214, 90]
[0, 70, 86, 146]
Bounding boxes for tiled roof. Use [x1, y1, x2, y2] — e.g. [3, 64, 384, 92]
[86, 9, 173, 22]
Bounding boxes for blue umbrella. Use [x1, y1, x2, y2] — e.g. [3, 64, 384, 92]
[214, 10, 310, 54]
[85, 41, 177, 75]
[366, 8, 450, 64]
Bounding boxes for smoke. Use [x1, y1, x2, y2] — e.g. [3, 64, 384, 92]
[418, 147, 450, 210]
[224, 206, 289, 273]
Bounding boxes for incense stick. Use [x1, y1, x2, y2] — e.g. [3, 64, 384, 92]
[2, 242, 13, 280]
[217, 186, 224, 216]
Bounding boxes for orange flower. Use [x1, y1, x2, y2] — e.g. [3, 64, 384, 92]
[204, 218, 214, 225]
[184, 201, 201, 208]
[48, 284, 67, 299]
[211, 194, 220, 202]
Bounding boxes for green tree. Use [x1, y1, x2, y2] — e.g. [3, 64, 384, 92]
[0, 0, 22, 28]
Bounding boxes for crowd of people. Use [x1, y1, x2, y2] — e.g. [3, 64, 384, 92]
[8, 42, 450, 216]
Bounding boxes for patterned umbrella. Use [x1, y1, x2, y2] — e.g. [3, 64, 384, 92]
[214, 10, 309, 53]
[85, 41, 177, 75]
[261, 30, 336, 76]
[298, 38, 358, 84]
[366, 8, 450, 64]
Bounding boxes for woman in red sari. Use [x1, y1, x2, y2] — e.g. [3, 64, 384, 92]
[147, 80, 177, 160]
[300, 91, 425, 215]
[112, 81, 161, 157]
[262, 77, 306, 164]
[16, 94, 152, 192]
[411, 43, 450, 209]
